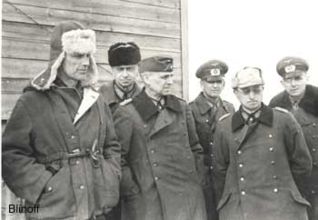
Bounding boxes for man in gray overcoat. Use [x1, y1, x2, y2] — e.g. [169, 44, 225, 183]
[269, 56, 318, 220]
[113, 56, 207, 220]
[213, 66, 312, 220]
[2, 21, 121, 220]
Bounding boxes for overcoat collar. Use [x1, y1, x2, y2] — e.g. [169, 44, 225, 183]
[194, 92, 230, 114]
[132, 89, 182, 121]
[275, 85, 318, 117]
[232, 104, 273, 132]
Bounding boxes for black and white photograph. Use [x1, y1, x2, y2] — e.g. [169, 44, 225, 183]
[1, 0, 318, 220]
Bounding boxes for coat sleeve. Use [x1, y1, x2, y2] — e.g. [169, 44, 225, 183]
[212, 122, 230, 202]
[103, 102, 122, 180]
[2, 99, 52, 204]
[113, 107, 139, 196]
[185, 104, 205, 185]
[284, 113, 312, 195]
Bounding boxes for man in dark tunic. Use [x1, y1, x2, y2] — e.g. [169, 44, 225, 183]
[269, 56, 318, 220]
[190, 60, 234, 220]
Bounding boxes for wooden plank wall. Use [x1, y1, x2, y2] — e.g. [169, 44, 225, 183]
[2, 0, 184, 121]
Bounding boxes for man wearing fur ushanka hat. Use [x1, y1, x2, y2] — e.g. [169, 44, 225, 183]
[2, 21, 121, 220]
[99, 42, 142, 113]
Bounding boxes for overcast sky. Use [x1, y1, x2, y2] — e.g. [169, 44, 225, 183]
[188, 0, 318, 108]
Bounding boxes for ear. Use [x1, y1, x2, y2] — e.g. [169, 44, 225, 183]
[200, 80, 204, 89]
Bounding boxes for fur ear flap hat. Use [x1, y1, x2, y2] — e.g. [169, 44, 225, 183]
[31, 21, 98, 90]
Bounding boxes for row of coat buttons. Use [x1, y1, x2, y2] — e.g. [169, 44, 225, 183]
[241, 188, 278, 195]
[47, 184, 85, 192]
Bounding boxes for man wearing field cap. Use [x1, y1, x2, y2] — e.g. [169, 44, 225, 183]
[113, 56, 207, 220]
[269, 56, 318, 220]
[213, 66, 312, 220]
[100, 42, 142, 113]
[2, 21, 121, 220]
[190, 60, 234, 220]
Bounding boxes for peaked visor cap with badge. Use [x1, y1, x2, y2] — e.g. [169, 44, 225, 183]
[232, 66, 264, 89]
[108, 42, 141, 67]
[139, 56, 173, 73]
[276, 56, 309, 78]
[195, 60, 228, 82]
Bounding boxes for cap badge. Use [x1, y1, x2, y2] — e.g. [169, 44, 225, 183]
[210, 68, 220, 76]
[285, 64, 296, 73]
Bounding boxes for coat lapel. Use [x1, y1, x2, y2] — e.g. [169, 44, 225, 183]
[149, 108, 176, 137]
[73, 87, 99, 124]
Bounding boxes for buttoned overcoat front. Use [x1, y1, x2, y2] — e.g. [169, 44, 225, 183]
[113, 90, 207, 220]
[213, 105, 312, 220]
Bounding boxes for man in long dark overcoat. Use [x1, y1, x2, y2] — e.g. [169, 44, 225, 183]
[213, 66, 312, 220]
[190, 60, 235, 220]
[269, 56, 318, 220]
[113, 56, 207, 220]
[2, 21, 121, 220]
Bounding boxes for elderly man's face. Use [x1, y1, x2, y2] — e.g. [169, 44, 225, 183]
[281, 72, 307, 97]
[143, 71, 174, 97]
[112, 65, 139, 88]
[234, 85, 264, 113]
[201, 78, 225, 98]
[62, 52, 91, 81]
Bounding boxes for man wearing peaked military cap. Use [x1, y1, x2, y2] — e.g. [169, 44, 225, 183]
[112, 55, 207, 220]
[99, 42, 142, 113]
[190, 60, 234, 220]
[269, 56, 318, 220]
[213, 66, 312, 220]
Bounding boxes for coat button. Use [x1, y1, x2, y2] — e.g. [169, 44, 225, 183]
[206, 119, 209, 123]
[144, 125, 147, 128]
[209, 142, 213, 146]
[269, 147, 274, 152]
[237, 150, 242, 155]
[71, 135, 76, 139]
[313, 148, 316, 152]
[268, 134, 273, 138]
[271, 160, 275, 165]
[241, 190, 246, 195]
[240, 177, 245, 182]
[210, 153, 214, 157]
[150, 149, 155, 154]
[210, 166, 213, 170]
[273, 188, 278, 193]
[153, 162, 158, 167]
[154, 176, 159, 181]
[313, 123, 316, 127]
[76, 160, 80, 165]
[239, 163, 244, 168]
[312, 190, 316, 194]
[47, 186, 53, 192]
[79, 185, 85, 190]
[273, 175, 278, 179]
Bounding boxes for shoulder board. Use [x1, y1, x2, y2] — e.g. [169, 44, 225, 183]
[218, 113, 231, 122]
[274, 107, 289, 113]
[119, 98, 132, 106]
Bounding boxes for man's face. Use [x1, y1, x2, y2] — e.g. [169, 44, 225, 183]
[281, 72, 307, 97]
[201, 78, 225, 98]
[62, 52, 91, 81]
[111, 65, 138, 88]
[143, 71, 174, 97]
[234, 84, 264, 112]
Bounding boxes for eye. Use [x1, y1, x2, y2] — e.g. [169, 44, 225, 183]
[294, 76, 302, 81]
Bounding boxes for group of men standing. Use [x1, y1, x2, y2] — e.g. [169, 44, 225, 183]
[2, 20, 317, 220]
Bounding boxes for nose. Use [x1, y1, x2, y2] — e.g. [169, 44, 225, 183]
[290, 79, 296, 86]
[249, 91, 256, 99]
[82, 56, 90, 67]
[121, 68, 129, 77]
[166, 76, 173, 85]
